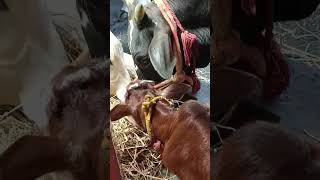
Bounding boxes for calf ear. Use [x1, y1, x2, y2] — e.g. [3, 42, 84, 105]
[148, 31, 175, 80]
[161, 83, 192, 100]
[110, 104, 131, 121]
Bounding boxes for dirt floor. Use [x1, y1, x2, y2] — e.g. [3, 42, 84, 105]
[267, 5, 320, 137]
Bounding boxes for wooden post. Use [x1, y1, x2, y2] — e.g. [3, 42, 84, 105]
[212, 0, 241, 67]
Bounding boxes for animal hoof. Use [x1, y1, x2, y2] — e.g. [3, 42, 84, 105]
[153, 140, 162, 151]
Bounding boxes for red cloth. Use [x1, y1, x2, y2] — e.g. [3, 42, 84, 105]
[237, 0, 289, 101]
[232, 38, 290, 101]
[155, 0, 201, 93]
[109, 140, 122, 180]
[263, 40, 290, 101]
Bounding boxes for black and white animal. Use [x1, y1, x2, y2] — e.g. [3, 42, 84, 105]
[124, 0, 210, 82]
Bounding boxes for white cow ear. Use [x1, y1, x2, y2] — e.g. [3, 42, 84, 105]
[148, 31, 175, 79]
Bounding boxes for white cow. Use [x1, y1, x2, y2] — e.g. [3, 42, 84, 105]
[0, 0, 69, 131]
[110, 31, 136, 102]
[0, 0, 74, 179]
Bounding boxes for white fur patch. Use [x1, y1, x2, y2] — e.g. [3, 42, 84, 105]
[127, 80, 154, 91]
[80, 9, 90, 27]
[110, 31, 132, 98]
[140, 80, 154, 84]
[127, 82, 139, 91]
[116, 86, 127, 103]
[152, 20, 158, 26]
[128, 20, 134, 51]
[126, 0, 135, 5]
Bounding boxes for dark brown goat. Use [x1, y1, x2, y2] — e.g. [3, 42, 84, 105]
[0, 58, 108, 180]
[111, 80, 210, 180]
[215, 121, 320, 180]
[47, 59, 108, 180]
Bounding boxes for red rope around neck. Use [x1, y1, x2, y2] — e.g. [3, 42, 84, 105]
[156, 0, 201, 93]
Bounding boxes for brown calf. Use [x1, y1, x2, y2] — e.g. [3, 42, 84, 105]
[215, 121, 320, 180]
[111, 80, 210, 180]
[0, 58, 108, 180]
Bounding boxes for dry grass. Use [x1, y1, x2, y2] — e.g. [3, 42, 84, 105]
[273, 6, 320, 69]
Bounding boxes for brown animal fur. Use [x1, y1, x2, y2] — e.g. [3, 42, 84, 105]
[0, 58, 108, 180]
[111, 80, 210, 180]
[211, 0, 266, 77]
[215, 121, 320, 180]
[0, 136, 70, 180]
[47, 59, 108, 180]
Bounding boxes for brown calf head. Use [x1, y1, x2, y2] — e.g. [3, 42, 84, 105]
[110, 80, 191, 129]
[47, 59, 108, 179]
[216, 121, 320, 180]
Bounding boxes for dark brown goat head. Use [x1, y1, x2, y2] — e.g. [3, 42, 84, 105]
[110, 80, 192, 129]
[47, 59, 108, 179]
[0, 59, 109, 180]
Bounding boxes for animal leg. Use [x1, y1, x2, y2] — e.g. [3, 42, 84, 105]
[212, 0, 239, 66]
[0, 135, 70, 180]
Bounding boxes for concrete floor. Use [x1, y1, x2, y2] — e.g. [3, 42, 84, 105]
[265, 6, 320, 137]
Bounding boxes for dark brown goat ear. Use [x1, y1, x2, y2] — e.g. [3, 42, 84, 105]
[110, 104, 131, 121]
